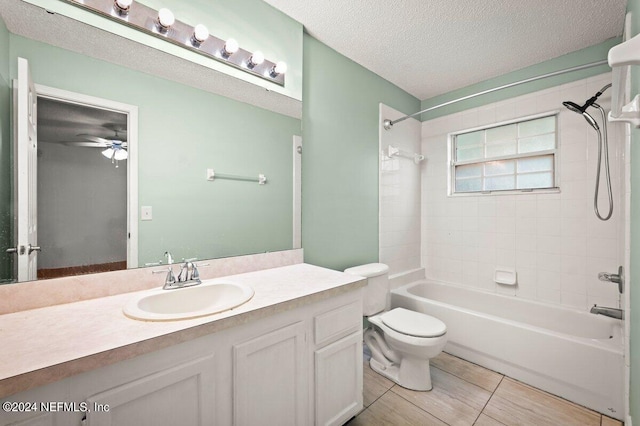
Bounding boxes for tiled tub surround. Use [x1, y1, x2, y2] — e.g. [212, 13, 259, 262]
[379, 104, 422, 276]
[0, 249, 303, 315]
[0, 262, 365, 398]
[392, 280, 624, 419]
[421, 73, 625, 311]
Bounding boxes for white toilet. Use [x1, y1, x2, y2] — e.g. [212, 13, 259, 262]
[345, 263, 447, 391]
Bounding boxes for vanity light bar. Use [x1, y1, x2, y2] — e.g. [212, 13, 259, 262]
[62, 0, 286, 86]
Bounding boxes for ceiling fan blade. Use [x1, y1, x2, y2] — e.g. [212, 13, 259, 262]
[76, 134, 111, 144]
[61, 141, 110, 148]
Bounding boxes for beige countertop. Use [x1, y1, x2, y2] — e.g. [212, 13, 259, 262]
[0, 263, 365, 398]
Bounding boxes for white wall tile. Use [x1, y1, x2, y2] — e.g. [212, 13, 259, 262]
[538, 288, 561, 305]
[561, 291, 587, 310]
[537, 269, 561, 291]
[516, 267, 537, 299]
[537, 253, 562, 272]
[536, 199, 561, 217]
[418, 73, 625, 312]
[536, 217, 562, 236]
[380, 104, 422, 275]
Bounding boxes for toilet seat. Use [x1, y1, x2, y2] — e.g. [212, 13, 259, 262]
[380, 308, 446, 338]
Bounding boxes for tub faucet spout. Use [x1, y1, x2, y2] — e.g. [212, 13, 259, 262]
[590, 304, 623, 320]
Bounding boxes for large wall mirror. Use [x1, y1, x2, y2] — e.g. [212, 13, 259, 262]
[0, 0, 303, 284]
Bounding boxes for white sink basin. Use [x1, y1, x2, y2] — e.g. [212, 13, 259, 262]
[123, 280, 254, 321]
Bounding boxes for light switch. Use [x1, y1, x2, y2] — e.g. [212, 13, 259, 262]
[141, 206, 153, 221]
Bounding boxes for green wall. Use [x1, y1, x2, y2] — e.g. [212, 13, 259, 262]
[629, 0, 640, 420]
[8, 35, 300, 267]
[419, 39, 619, 120]
[0, 16, 10, 282]
[301, 35, 420, 271]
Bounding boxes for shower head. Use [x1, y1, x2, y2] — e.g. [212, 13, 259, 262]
[563, 100, 600, 130]
[562, 101, 585, 114]
[562, 83, 611, 131]
[582, 110, 600, 131]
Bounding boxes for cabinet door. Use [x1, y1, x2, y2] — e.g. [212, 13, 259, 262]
[85, 355, 215, 426]
[233, 322, 307, 426]
[1, 412, 56, 426]
[315, 333, 363, 426]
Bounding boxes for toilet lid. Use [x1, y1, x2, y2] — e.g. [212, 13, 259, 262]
[380, 308, 446, 338]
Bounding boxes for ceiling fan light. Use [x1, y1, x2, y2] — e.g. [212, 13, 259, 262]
[102, 147, 114, 159]
[114, 149, 128, 161]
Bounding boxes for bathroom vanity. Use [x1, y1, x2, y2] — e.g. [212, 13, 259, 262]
[0, 263, 365, 426]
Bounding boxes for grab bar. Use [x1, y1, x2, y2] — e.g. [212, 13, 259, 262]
[206, 168, 266, 185]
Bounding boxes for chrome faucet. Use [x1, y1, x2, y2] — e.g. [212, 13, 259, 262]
[177, 260, 195, 282]
[590, 305, 624, 320]
[163, 258, 202, 290]
[153, 253, 206, 290]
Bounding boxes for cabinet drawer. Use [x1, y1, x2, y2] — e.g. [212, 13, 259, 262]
[314, 300, 362, 347]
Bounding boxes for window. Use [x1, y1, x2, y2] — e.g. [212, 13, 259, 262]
[449, 113, 558, 195]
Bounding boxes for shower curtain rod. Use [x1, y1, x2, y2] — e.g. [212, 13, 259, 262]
[383, 59, 609, 130]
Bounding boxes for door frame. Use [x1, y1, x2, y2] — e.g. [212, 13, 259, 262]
[34, 84, 139, 269]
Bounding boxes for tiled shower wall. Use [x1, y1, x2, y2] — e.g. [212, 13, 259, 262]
[379, 104, 422, 276]
[421, 73, 626, 311]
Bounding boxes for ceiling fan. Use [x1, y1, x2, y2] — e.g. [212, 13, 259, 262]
[71, 134, 129, 162]
[52, 128, 128, 167]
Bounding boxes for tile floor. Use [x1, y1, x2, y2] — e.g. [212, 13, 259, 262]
[349, 351, 623, 426]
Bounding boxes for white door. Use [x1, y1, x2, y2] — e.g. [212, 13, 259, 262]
[15, 57, 39, 282]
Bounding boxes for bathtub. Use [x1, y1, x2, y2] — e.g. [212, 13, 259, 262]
[391, 280, 624, 420]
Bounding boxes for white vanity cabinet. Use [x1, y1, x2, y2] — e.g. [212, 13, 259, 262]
[0, 287, 363, 426]
[311, 299, 363, 426]
[83, 356, 216, 426]
[232, 321, 307, 426]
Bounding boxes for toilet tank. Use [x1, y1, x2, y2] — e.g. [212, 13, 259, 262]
[344, 263, 390, 316]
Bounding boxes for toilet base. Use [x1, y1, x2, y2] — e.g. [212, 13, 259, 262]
[369, 356, 433, 391]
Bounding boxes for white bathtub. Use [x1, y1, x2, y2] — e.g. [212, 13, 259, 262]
[391, 280, 624, 420]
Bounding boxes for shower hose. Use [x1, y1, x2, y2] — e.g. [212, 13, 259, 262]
[592, 104, 613, 221]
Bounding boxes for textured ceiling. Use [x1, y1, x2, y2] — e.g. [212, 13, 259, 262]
[262, 0, 627, 100]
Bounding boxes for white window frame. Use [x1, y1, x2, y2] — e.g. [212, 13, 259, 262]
[447, 110, 561, 197]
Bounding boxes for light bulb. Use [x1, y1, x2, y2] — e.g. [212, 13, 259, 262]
[270, 61, 287, 77]
[114, 149, 128, 161]
[114, 0, 132, 13]
[222, 38, 239, 57]
[102, 148, 114, 159]
[157, 8, 175, 30]
[192, 24, 209, 44]
[247, 51, 264, 68]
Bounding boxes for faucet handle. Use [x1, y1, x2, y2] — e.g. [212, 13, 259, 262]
[177, 263, 188, 282]
[166, 268, 176, 284]
[598, 272, 613, 281]
[192, 265, 200, 281]
[598, 266, 624, 294]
